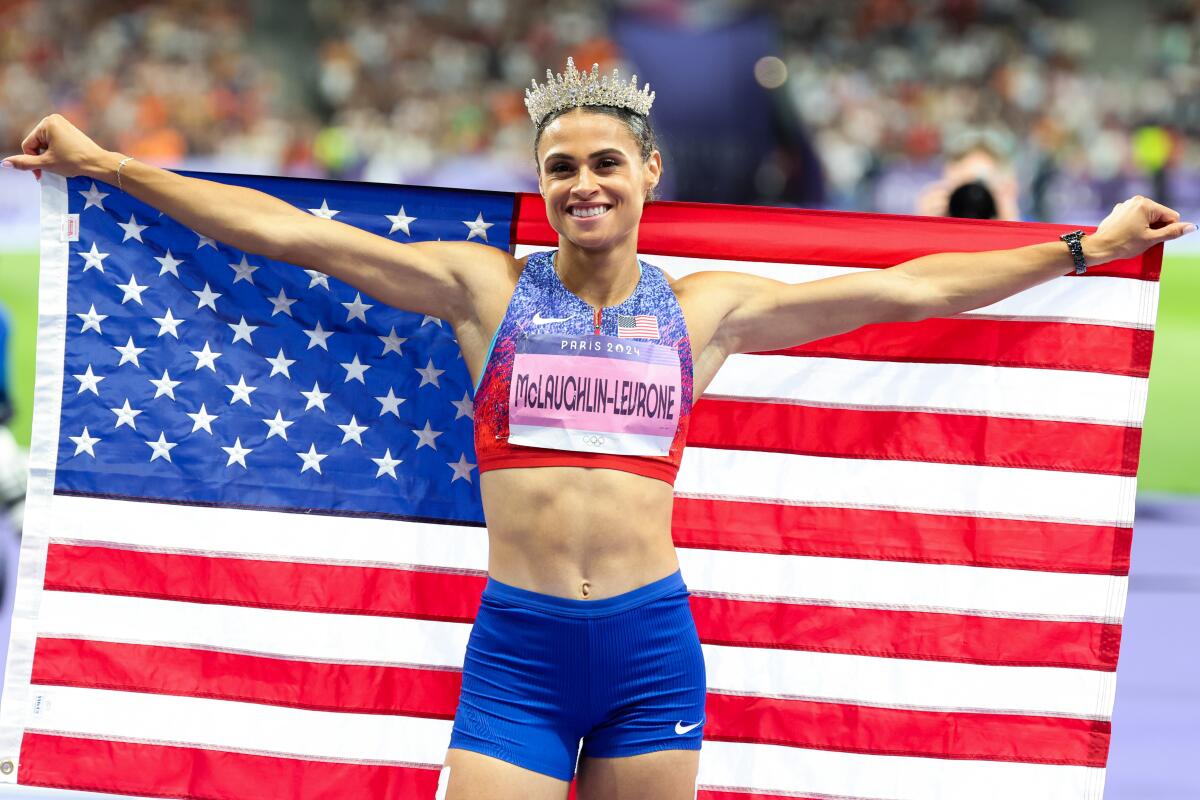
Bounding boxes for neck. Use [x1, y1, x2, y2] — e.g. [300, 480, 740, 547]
[553, 236, 641, 308]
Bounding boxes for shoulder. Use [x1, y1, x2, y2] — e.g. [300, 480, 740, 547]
[668, 268, 772, 310]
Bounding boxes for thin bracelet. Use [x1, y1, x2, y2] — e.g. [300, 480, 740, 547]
[115, 156, 134, 192]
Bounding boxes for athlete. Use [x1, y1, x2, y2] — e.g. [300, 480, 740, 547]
[4, 58, 1192, 800]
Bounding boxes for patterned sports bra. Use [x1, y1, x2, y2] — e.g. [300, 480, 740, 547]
[472, 249, 694, 484]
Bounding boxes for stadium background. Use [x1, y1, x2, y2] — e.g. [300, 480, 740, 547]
[0, 0, 1196, 797]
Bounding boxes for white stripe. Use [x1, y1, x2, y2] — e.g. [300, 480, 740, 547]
[677, 446, 1138, 529]
[0, 174, 72, 780]
[515, 243, 1158, 329]
[50, 494, 488, 569]
[47, 495, 1121, 621]
[709, 354, 1148, 427]
[678, 547, 1124, 621]
[704, 642, 1113, 721]
[27, 685, 450, 766]
[36, 592, 1112, 719]
[38, 591, 471, 669]
[696, 739, 1106, 800]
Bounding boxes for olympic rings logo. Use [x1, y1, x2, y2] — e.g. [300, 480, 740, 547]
[580, 434, 606, 447]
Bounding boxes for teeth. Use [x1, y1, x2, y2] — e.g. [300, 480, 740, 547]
[571, 206, 609, 218]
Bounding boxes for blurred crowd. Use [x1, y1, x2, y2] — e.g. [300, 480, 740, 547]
[2, 0, 1199, 220]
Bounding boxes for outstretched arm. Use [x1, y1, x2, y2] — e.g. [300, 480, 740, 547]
[693, 196, 1194, 360]
[2, 114, 513, 327]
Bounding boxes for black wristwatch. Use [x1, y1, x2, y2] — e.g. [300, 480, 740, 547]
[1060, 230, 1088, 275]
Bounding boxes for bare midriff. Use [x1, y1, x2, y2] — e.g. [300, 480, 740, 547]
[479, 466, 680, 601]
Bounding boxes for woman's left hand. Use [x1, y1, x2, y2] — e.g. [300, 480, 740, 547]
[1087, 195, 1196, 265]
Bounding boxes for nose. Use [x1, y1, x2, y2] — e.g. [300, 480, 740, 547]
[572, 166, 599, 196]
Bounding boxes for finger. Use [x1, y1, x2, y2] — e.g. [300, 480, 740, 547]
[1, 154, 48, 171]
[1142, 198, 1180, 225]
[1149, 221, 1197, 242]
[20, 120, 48, 157]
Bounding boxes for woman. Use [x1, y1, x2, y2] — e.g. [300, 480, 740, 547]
[4, 58, 1192, 800]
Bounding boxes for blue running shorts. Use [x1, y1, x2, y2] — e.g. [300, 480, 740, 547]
[447, 568, 707, 782]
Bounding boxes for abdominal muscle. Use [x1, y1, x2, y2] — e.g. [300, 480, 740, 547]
[478, 466, 680, 601]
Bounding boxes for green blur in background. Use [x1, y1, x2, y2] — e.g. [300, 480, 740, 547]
[0, 249, 1196, 494]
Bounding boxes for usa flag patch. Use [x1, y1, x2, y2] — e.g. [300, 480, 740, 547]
[617, 313, 660, 339]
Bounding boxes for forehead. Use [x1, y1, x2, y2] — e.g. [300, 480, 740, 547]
[537, 109, 638, 160]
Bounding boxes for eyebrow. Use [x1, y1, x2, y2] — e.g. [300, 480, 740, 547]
[543, 148, 625, 164]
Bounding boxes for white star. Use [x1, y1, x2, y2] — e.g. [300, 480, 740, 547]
[228, 316, 259, 345]
[296, 443, 328, 474]
[415, 358, 445, 388]
[340, 354, 370, 384]
[152, 307, 185, 338]
[117, 213, 148, 243]
[187, 403, 219, 434]
[226, 375, 257, 406]
[375, 387, 405, 418]
[146, 432, 177, 463]
[192, 282, 221, 311]
[78, 182, 109, 211]
[336, 415, 368, 446]
[308, 199, 340, 219]
[420, 315, 444, 328]
[116, 274, 148, 305]
[463, 211, 494, 242]
[378, 326, 407, 356]
[110, 399, 141, 430]
[371, 448, 402, 479]
[196, 233, 217, 249]
[305, 270, 330, 290]
[149, 369, 182, 400]
[78, 242, 109, 272]
[154, 250, 183, 278]
[303, 320, 333, 350]
[76, 304, 108, 334]
[451, 391, 475, 421]
[341, 292, 373, 323]
[113, 336, 146, 367]
[267, 288, 297, 317]
[69, 426, 100, 457]
[265, 348, 296, 378]
[221, 437, 252, 468]
[447, 453, 477, 483]
[412, 420, 443, 451]
[74, 365, 104, 395]
[228, 255, 259, 285]
[386, 206, 417, 236]
[261, 410, 294, 441]
[301, 381, 330, 412]
[190, 341, 222, 371]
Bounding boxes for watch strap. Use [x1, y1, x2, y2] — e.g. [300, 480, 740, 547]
[1060, 229, 1087, 275]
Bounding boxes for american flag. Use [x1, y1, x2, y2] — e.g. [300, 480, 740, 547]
[617, 313, 660, 339]
[0, 172, 1158, 799]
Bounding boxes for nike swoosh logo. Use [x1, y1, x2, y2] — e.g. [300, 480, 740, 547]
[675, 721, 702, 735]
[531, 312, 572, 325]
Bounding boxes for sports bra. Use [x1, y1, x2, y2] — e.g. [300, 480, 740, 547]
[473, 249, 694, 484]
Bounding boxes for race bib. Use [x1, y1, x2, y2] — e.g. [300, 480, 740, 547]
[508, 333, 682, 456]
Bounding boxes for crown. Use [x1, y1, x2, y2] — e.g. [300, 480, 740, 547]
[525, 57, 655, 126]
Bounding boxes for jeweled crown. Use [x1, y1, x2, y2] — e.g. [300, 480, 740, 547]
[525, 57, 655, 126]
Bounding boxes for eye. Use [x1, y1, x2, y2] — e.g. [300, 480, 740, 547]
[549, 163, 570, 173]
[598, 158, 619, 168]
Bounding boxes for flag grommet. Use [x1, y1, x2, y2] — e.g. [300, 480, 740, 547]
[1, 760, 14, 775]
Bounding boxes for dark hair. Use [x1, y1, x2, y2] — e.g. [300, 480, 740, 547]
[946, 180, 998, 220]
[533, 104, 661, 202]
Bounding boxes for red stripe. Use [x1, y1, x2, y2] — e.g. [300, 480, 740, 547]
[32, 637, 462, 716]
[690, 396, 1140, 476]
[29, 640, 1105, 768]
[694, 595, 1120, 670]
[758, 316, 1153, 378]
[672, 496, 1131, 576]
[18, 732, 439, 799]
[514, 192, 1160, 280]
[43, 544, 1119, 669]
[704, 691, 1110, 767]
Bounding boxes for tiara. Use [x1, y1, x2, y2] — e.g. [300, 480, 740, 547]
[524, 57, 655, 126]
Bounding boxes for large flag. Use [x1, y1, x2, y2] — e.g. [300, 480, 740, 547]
[0, 171, 1159, 799]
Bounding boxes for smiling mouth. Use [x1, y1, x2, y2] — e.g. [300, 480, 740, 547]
[569, 205, 611, 219]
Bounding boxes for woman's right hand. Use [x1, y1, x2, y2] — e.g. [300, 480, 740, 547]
[1, 113, 112, 182]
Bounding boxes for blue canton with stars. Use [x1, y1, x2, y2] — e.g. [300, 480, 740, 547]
[57, 172, 515, 525]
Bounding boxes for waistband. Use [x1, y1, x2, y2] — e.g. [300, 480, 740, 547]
[481, 569, 687, 618]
